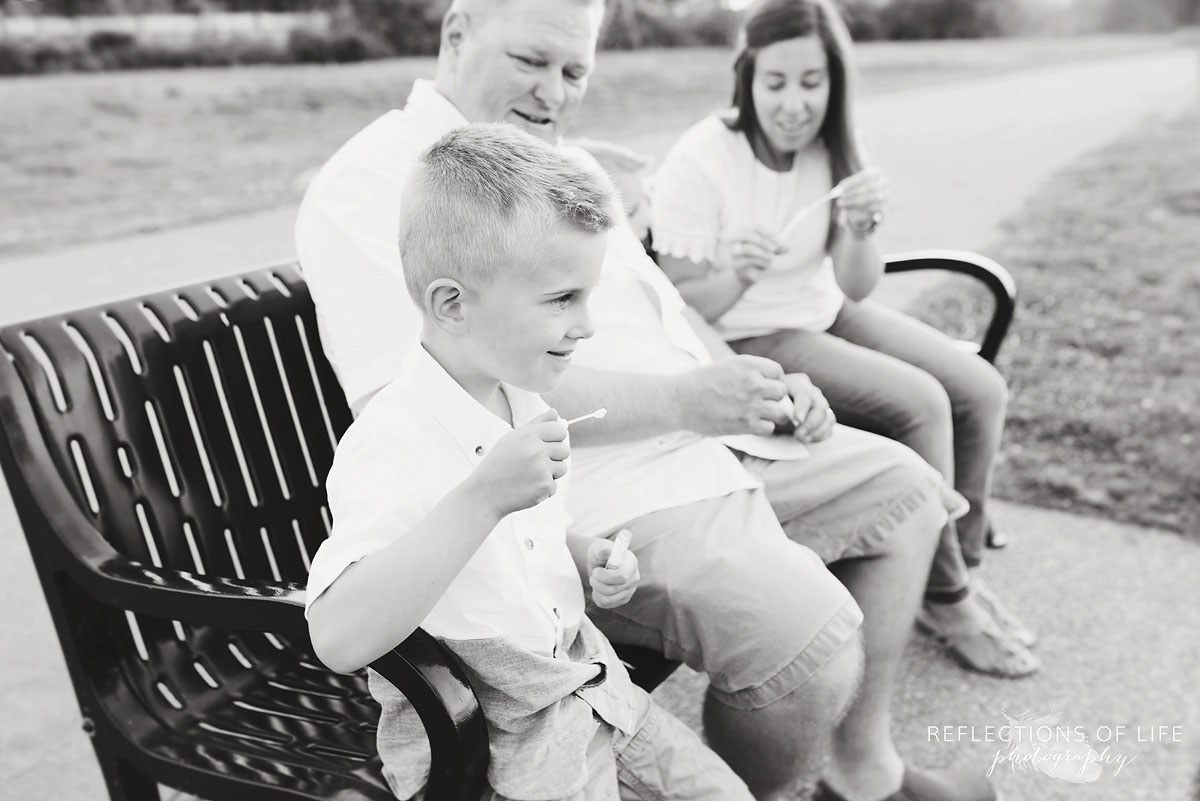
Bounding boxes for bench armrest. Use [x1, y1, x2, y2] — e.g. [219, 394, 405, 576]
[372, 631, 490, 800]
[882, 249, 1017, 363]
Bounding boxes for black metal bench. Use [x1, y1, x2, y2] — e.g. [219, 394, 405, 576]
[0, 252, 1013, 801]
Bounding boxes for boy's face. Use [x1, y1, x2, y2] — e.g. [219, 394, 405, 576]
[462, 224, 605, 393]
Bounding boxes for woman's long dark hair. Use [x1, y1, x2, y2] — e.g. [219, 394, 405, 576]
[726, 0, 864, 190]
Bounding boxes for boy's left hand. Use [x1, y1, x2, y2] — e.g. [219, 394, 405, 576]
[586, 538, 640, 609]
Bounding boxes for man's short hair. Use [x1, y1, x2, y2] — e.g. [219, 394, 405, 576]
[398, 123, 619, 304]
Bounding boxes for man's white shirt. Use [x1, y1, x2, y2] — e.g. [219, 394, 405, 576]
[296, 80, 759, 539]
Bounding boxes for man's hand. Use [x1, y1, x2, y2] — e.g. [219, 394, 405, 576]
[469, 410, 569, 519]
[586, 538, 639, 609]
[674, 355, 790, 436]
[783, 373, 836, 443]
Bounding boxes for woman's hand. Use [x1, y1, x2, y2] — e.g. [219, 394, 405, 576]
[716, 226, 789, 285]
[835, 166, 890, 234]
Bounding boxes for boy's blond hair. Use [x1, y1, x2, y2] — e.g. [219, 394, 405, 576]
[397, 123, 620, 305]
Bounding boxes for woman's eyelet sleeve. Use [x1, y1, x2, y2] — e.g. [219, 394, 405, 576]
[651, 154, 723, 265]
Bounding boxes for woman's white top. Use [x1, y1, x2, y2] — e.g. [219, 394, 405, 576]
[652, 115, 845, 339]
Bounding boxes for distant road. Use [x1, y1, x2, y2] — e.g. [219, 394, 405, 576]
[0, 48, 1195, 323]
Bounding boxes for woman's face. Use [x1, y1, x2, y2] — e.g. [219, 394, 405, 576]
[750, 35, 831, 156]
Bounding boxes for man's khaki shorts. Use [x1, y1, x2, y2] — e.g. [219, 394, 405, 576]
[587, 426, 946, 710]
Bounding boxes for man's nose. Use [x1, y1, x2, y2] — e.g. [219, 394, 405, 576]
[533, 70, 566, 110]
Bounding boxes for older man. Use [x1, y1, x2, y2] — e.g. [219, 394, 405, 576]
[296, 1, 996, 799]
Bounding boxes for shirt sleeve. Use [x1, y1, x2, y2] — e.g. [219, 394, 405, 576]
[304, 415, 432, 617]
[650, 145, 725, 265]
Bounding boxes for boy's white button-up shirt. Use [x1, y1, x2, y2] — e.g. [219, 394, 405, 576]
[306, 344, 640, 799]
[306, 343, 583, 652]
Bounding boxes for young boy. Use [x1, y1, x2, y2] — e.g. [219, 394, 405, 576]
[305, 124, 753, 801]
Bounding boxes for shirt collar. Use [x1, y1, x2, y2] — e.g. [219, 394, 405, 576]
[405, 80, 471, 134]
[396, 343, 550, 460]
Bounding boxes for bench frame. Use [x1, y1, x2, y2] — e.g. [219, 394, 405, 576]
[0, 250, 1013, 800]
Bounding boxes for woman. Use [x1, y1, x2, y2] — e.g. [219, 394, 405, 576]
[651, 0, 1038, 677]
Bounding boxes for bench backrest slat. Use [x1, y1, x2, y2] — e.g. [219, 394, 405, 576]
[0, 265, 353, 586]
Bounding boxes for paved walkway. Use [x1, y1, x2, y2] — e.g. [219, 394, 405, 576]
[1, 49, 1198, 801]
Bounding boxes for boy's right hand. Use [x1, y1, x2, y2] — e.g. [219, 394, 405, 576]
[471, 409, 569, 519]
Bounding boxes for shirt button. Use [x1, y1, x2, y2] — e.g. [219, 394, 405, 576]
[524, 538, 534, 550]
[474, 445, 484, 456]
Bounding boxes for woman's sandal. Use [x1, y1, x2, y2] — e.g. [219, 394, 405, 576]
[917, 598, 1040, 679]
[969, 577, 1038, 648]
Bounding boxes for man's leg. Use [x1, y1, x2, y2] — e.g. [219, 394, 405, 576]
[703, 631, 863, 800]
[740, 428, 993, 800]
[824, 538, 934, 798]
[734, 324, 1038, 678]
[587, 490, 864, 800]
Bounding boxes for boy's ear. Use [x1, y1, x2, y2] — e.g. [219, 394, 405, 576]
[425, 278, 467, 329]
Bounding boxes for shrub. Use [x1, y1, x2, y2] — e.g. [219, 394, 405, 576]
[86, 30, 137, 52]
[0, 41, 35, 76]
[31, 43, 79, 73]
[836, 0, 885, 41]
[86, 29, 140, 69]
[602, 3, 737, 50]
[287, 26, 393, 63]
[287, 27, 333, 62]
[879, 0, 1010, 39]
[344, 0, 442, 55]
[329, 28, 392, 61]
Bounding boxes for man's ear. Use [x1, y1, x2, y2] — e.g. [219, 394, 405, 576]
[425, 278, 467, 329]
[442, 9, 468, 55]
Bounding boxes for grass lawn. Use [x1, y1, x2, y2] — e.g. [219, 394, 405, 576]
[912, 99, 1200, 535]
[0, 34, 1179, 257]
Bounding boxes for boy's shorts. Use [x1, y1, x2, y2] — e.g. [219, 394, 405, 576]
[485, 689, 753, 801]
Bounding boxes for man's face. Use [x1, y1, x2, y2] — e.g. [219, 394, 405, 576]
[463, 224, 605, 393]
[444, 0, 601, 142]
